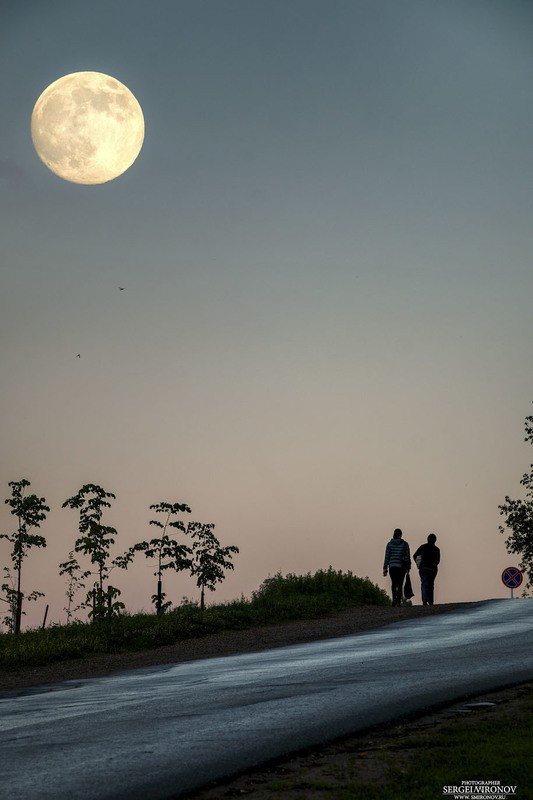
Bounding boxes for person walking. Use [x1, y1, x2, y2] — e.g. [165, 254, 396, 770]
[383, 528, 411, 607]
[413, 533, 440, 605]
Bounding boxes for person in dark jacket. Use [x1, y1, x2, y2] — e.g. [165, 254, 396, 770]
[413, 533, 440, 605]
[383, 528, 411, 607]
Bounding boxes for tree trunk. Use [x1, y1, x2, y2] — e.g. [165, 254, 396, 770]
[156, 578, 162, 615]
[15, 563, 22, 635]
[200, 586, 205, 611]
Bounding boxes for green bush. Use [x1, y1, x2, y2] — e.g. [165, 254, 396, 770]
[251, 567, 389, 611]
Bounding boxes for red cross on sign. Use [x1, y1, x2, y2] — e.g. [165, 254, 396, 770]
[501, 567, 523, 589]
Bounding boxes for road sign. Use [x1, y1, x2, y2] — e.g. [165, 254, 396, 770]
[501, 567, 523, 593]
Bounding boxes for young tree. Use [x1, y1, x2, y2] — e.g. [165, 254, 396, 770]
[122, 501, 192, 614]
[1, 567, 44, 633]
[188, 522, 239, 610]
[59, 552, 91, 623]
[62, 484, 124, 620]
[499, 406, 533, 592]
[1, 479, 49, 633]
[0, 567, 18, 632]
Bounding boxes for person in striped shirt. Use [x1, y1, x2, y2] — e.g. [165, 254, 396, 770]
[383, 528, 411, 607]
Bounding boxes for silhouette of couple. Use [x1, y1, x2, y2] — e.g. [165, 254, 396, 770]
[383, 528, 440, 606]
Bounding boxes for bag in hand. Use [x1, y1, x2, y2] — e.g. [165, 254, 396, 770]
[404, 573, 414, 600]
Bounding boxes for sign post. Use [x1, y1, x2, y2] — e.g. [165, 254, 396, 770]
[501, 566, 523, 599]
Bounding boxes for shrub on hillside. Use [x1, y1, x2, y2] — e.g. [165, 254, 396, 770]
[251, 567, 389, 613]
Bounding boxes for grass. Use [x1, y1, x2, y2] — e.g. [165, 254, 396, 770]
[330, 711, 532, 800]
[0, 568, 389, 671]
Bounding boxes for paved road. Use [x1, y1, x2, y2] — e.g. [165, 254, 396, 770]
[1, 599, 532, 800]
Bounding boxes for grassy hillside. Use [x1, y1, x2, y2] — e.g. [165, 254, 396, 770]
[0, 568, 388, 670]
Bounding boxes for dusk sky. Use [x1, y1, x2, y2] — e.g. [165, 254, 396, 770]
[2, 0, 533, 628]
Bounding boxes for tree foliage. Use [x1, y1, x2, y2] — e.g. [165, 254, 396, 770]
[1, 567, 44, 633]
[1, 476, 243, 628]
[188, 522, 239, 610]
[62, 484, 124, 619]
[1, 479, 49, 633]
[499, 407, 533, 591]
[121, 501, 192, 614]
[59, 552, 90, 623]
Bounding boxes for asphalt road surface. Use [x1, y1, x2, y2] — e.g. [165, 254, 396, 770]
[1, 599, 532, 800]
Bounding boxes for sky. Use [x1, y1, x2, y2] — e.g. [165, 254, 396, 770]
[1, 0, 533, 629]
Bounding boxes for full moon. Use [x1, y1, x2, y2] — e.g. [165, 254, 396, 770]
[31, 71, 145, 184]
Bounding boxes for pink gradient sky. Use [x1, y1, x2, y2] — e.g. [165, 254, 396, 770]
[2, 0, 533, 628]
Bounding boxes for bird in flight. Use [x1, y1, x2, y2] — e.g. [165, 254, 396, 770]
[119, 286, 125, 290]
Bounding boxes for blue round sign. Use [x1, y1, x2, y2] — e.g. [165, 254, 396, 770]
[501, 567, 523, 589]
